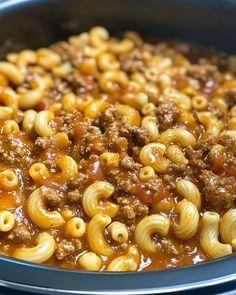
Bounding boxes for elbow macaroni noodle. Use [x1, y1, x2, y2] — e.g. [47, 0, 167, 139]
[56, 155, 78, 180]
[139, 143, 169, 173]
[172, 199, 199, 240]
[29, 163, 49, 184]
[65, 217, 86, 238]
[176, 179, 201, 210]
[158, 128, 196, 147]
[0, 62, 24, 85]
[82, 181, 118, 218]
[78, 252, 102, 271]
[115, 103, 141, 126]
[34, 110, 55, 136]
[139, 166, 156, 180]
[141, 116, 159, 141]
[107, 221, 129, 243]
[14, 232, 56, 263]
[100, 152, 120, 166]
[107, 246, 139, 271]
[0, 86, 18, 111]
[87, 214, 115, 256]
[0, 106, 13, 120]
[27, 187, 64, 229]
[18, 76, 46, 109]
[198, 112, 223, 138]
[99, 70, 128, 94]
[0, 169, 18, 191]
[165, 144, 189, 165]
[200, 212, 232, 259]
[135, 214, 170, 253]
[220, 209, 236, 250]
[2, 120, 20, 135]
[0, 210, 15, 232]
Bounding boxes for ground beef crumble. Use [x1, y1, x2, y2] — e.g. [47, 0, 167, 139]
[163, 174, 177, 191]
[219, 135, 236, 155]
[119, 48, 145, 73]
[52, 41, 83, 64]
[41, 186, 63, 207]
[66, 70, 97, 94]
[155, 102, 181, 132]
[97, 106, 117, 129]
[0, 135, 33, 165]
[120, 155, 142, 171]
[224, 89, 236, 109]
[68, 173, 88, 189]
[104, 121, 150, 151]
[186, 146, 206, 170]
[187, 64, 219, 83]
[7, 224, 31, 243]
[200, 170, 236, 210]
[116, 196, 149, 222]
[35, 136, 51, 149]
[67, 172, 88, 202]
[55, 110, 82, 138]
[56, 239, 82, 261]
[161, 238, 180, 255]
[78, 126, 105, 156]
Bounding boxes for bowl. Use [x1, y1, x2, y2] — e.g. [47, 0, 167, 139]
[1, 0, 236, 294]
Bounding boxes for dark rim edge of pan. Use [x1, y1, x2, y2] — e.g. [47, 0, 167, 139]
[1, 254, 236, 294]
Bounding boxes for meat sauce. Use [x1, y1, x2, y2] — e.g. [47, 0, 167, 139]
[0, 27, 235, 271]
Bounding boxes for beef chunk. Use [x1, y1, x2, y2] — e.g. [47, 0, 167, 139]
[52, 41, 83, 64]
[68, 173, 88, 189]
[162, 174, 177, 191]
[116, 177, 136, 194]
[66, 70, 97, 93]
[56, 239, 82, 261]
[155, 102, 181, 131]
[200, 170, 236, 210]
[186, 146, 206, 170]
[67, 172, 88, 202]
[97, 106, 117, 129]
[219, 134, 236, 155]
[120, 155, 141, 171]
[161, 238, 180, 255]
[185, 135, 218, 171]
[35, 137, 51, 149]
[41, 186, 63, 207]
[168, 163, 188, 172]
[105, 126, 129, 154]
[119, 48, 145, 73]
[187, 64, 218, 83]
[0, 135, 32, 165]
[67, 189, 82, 202]
[105, 122, 150, 150]
[131, 126, 150, 146]
[224, 89, 236, 109]
[75, 119, 105, 156]
[55, 110, 82, 137]
[7, 224, 31, 243]
[117, 196, 149, 222]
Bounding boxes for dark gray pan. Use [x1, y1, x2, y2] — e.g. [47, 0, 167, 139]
[0, 0, 236, 294]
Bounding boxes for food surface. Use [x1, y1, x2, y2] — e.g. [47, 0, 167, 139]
[0, 26, 235, 271]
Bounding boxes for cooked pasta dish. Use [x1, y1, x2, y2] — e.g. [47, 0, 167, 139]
[0, 27, 235, 271]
